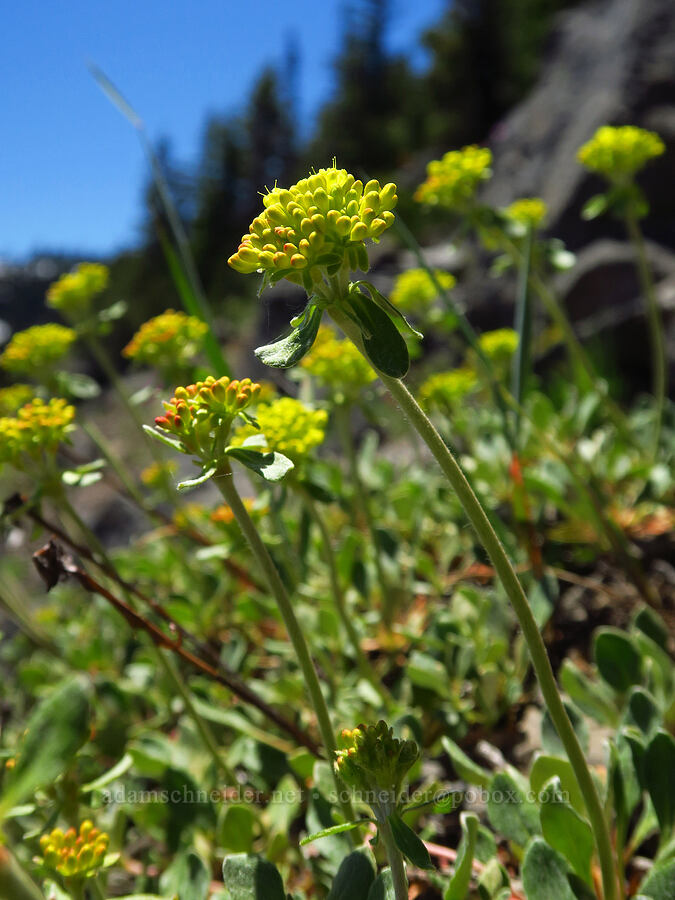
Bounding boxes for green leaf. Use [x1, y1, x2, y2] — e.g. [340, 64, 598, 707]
[594, 628, 643, 693]
[529, 756, 586, 816]
[645, 730, 675, 835]
[159, 850, 210, 900]
[225, 447, 294, 482]
[218, 804, 256, 853]
[82, 752, 133, 792]
[639, 857, 675, 899]
[1, 676, 91, 818]
[222, 854, 285, 900]
[367, 869, 395, 900]
[328, 848, 376, 900]
[625, 687, 661, 737]
[622, 727, 647, 790]
[486, 773, 540, 847]
[255, 302, 323, 368]
[539, 778, 594, 885]
[633, 606, 669, 651]
[344, 286, 409, 378]
[581, 193, 609, 221]
[142, 424, 187, 454]
[61, 458, 107, 488]
[98, 299, 128, 322]
[300, 820, 367, 845]
[441, 736, 491, 789]
[54, 370, 101, 399]
[521, 838, 577, 900]
[388, 811, 433, 869]
[444, 812, 479, 900]
[177, 466, 217, 492]
[559, 660, 619, 726]
[353, 280, 423, 339]
[541, 700, 589, 756]
[407, 652, 451, 697]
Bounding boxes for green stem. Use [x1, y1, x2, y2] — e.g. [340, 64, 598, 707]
[89, 876, 107, 900]
[296, 485, 391, 707]
[378, 817, 409, 900]
[214, 465, 356, 826]
[0, 845, 45, 900]
[334, 403, 394, 625]
[624, 213, 666, 457]
[329, 305, 618, 900]
[155, 648, 236, 782]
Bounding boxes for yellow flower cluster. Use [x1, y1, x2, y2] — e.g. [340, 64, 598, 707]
[39, 821, 109, 878]
[228, 167, 397, 289]
[232, 397, 327, 462]
[0, 398, 75, 466]
[0, 384, 35, 415]
[504, 198, 548, 230]
[154, 377, 262, 454]
[46, 263, 109, 316]
[415, 145, 492, 209]
[300, 326, 375, 389]
[140, 460, 178, 487]
[390, 268, 456, 313]
[123, 310, 208, 368]
[419, 369, 478, 410]
[478, 328, 519, 362]
[335, 721, 419, 798]
[0, 323, 77, 374]
[577, 126, 665, 178]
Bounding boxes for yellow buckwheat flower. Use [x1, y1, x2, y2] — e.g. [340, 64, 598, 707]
[231, 397, 327, 462]
[504, 198, 548, 230]
[300, 326, 376, 389]
[390, 268, 456, 313]
[478, 328, 519, 363]
[0, 384, 35, 415]
[39, 821, 109, 878]
[0, 398, 75, 467]
[419, 369, 478, 410]
[0, 323, 76, 374]
[46, 263, 109, 316]
[335, 721, 419, 809]
[415, 145, 492, 210]
[228, 167, 397, 290]
[577, 126, 665, 179]
[123, 310, 208, 368]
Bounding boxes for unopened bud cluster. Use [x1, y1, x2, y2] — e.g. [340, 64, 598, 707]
[335, 722, 419, 810]
[390, 268, 456, 313]
[38, 821, 109, 878]
[415, 145, 492, 210]
[0, 398, 75, 467]
[577, 126, 665, 179]
[228, 167, 397, 290]
[0, 323, 76, 374]
[154, 376, 261, 455]
[123, 309, 208, 368]
[504, 198, 548, 230]
[231, 397, 327, 463]
[46, 263, 109, 316]
[300, 326, 375, 390]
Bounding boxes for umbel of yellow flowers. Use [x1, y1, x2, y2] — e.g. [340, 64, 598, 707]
[39, 821, 109, 878]
[415, 145, 492, 210]
[0, 323, 76, 374]
[577, 125, 665, 179]
[0, 398, 75, 468]
[390, 268, 456, 314]
[504, 198, 548, 230]
[231, 397, 328, 463]
[123, 309, 208, 369]
[300, 326, 376, 390]
[46, 263, 109, 316]
[228, 167, 397, 290]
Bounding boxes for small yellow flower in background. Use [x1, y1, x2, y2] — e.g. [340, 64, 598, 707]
[504, 198, 548, 230]
[231, 397, 328, 463]
[477, 328, 519, 363]
[300, 325, 376, 390]
[577, 126, 665, 179]
[228, 167, 397, 290]
[39, 821, 110, 878]
[172, 502, 206, 530]
[211, 497, 265, 526]
[419, 369, 478, 410]
[415, 145, 492, 210]
[140, 460, 178, 488]
[390, 268, 456, 314]
[0, 384, 35, 415]
[46, 263, 109, 317]
[0, 398, 76, 467]
[123, 310, 208, 369]
[0, 323, 77, 374]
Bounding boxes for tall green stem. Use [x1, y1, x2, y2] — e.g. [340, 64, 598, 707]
[378, 817, 409, 900]
[625, 214, 666, 456]
[297, 485, 391, 707]
[215, 466, 355, 826]
[329, 305, 618, 900]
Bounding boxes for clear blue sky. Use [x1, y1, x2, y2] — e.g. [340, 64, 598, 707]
[2, 0, 447, 263]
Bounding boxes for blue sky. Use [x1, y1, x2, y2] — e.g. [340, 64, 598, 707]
[2, 0, 447, 262]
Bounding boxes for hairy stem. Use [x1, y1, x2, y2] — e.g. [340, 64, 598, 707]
[378, 817, 409, 900]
